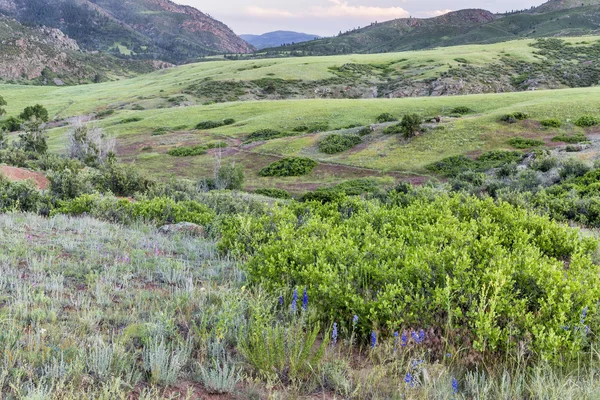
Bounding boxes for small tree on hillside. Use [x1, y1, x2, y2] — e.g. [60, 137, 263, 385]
[18, 119, 48, 154]
[67, 118, 115, 166]
[399, 113, 423, 139]
[19, 104, 49, 123]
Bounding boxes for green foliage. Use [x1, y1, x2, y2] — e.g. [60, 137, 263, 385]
[454, 57, 469, 64]
[540, 118, 562, 128]
[119, 117, 143, 124]
[19, 104, 49, 122]
[18, 120, 48, 154]
[167, 145, 207, 157]
[216, 163, 245, 190]
[357, 126, 373, 136]
[559, 159, 591, 180]
[318, 134, 362, 154]
[383, 114, 422, 138]
[259, 157, 317, 177]
[551, 133, 588, 144]
[0, 176, 44, 213]
[531, 156, 558, 172]
[195, 119, 235, 130]
[96, 109, 115, 118]
[0, 95, 6, 116]
[427, 151, 523, 177]
[508, 137, 544, 149]
[254, 188, 292, 199]
[450, 106, 473, 115]
[574, 115, 600, 128]
[247, 129, 290, 142]
[375, 113, 397, 123]
[3, 116, 23, 132]
[221, 194, 600, 359]
[500, 112, 530, 124]
[54, 194, 215, 226]
[300, 178, 381, 203]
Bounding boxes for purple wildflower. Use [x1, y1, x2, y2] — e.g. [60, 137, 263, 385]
[371, 331, 377, 348]
[332, 323, 338, 345]
[291, 288, 298, 312]
[404, 373, 414, 387]
[401, 331, 408, 347]
[581, 307, 588, 324]
[302, 288, 308, 310]
[352, 315, 359, 326]
[452, 377, 459, 394]
[279, 295, 284, 306]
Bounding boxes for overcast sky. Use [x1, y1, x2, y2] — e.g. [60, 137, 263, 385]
[174, 0, 544, 36]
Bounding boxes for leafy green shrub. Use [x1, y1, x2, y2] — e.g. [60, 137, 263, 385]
[54, 194, 215, 226]
[247, 129, 289, 142]
[167, 145, 207, 157]
[454, 57, 469, 64]
[357, 126, 373, 136]
[559, 159, 591, 179]
[3, 116, 22, 132]
[318, 134, 362, 154]
[551, 133, 588, 144]
[216, 163, 245, 190]
[508, 137, 544, 149]
[259, 157, 317, 177]
[300, 179, 381, 203]
[384, 114, 422, 138]
[96, 109, 115, 118]
[450, 106, 473, 115]
[254, 188, 292, 199]
[574, 115, 600, 127]
[223, 118, 235, 125]
[375, 113, 397, 123]
[383, 124, 403, 135]
[96, 161, 154, 197]
[221, 194, 600, 360]
[426, 155, 477, 177]
[307, 122, 329, 132]
[500, 112, 530, 124]
[0, 176, 44, 212]
[566, 145, 583, 152]
[531, 156, 558, 172]
[152, 128, 168, 136]
[206, 141, 228, 149]
[292, 125, 308, 132]
[131, 104, 145, 111]
[540, 118, 562, 128]
[119, 117, 143, 124]
[427, 151, 523, 177]
[19, 104, 49, 122]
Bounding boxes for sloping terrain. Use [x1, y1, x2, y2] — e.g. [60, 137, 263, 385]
[267, 1, 600, 56]
[0, 0, 253, 64]
[241, 31, 321, 49]
[0, 16, 160, 84]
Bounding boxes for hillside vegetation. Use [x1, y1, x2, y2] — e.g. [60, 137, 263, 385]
[268, 1, 600, 56]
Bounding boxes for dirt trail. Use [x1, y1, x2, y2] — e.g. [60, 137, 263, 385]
[0, 166, 49, 189]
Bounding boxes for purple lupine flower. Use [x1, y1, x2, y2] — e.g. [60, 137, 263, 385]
[371, 331, 377, 348]
[352, 315, 359, 326]
[446, 353, 452, 358]
[302, 288, 308, 310]
[581, 307, 588, 324]
[401, 331, 408, 347]
[291, 288, 298, 312]
[394, 331, 399, 349]
[279, 295, 284, 306]
[332, 323, 338, 345]
[418, 329, 425, 343]
[452, 377, 459, 393]
[411, 331, 420, 343]
[405, 373, 414, 387]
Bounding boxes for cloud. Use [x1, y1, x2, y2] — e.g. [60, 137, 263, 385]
[420, 9, 453, 17]
[245, 6, 295, 18]
[244, 1, 409, 20]
[311, 0, 410, 18]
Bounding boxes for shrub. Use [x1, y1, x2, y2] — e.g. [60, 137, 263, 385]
[96, 161, 154, 197]
[0, 176, 44, 213]
[450, 106, 473, 115]
[293, 125, 308, 132]
[247, 129, 288, 142]
[426, 155, 477, 177]
[216, 163, 245, 190]
[508, 137, 544, 149]
[223, 118, 235, 125]
[66, 118, 115, 166]
[254, 188, 292, 199]
[221, 194, 600, 360]
[260, 157, 317, 177]
[167, 145, 207, 157]
[383, 124, 403, 135]
[307, 122, 329, 132]
[531, 156, 558, 172]
[119, 117, 142, 124]
[375, 113, 397, 123]
[551, 133, 588, 144]
[559, 159, 591, 180]
[196, 120, 224, 130]
[18, 120, 48, 155]
[3, 116, 23, 132]
[384, 114, 422, 138]
[454, 57, 469, 63]
[0, 95, 6, 116]
[540, 118, 562, 128]
[19, 104, 49, 122]
[357, 126, 373, 136]
[152, 128, 168, 136]
[574, 115, 600, 127]
[95, 109, 115, 118]
[500, 112, 530, 123]
[318, 134, 362, 154]
[427, 151, 522, 177]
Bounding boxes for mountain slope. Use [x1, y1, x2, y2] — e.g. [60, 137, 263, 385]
[0, 15, 161, 84]
[268, 4, 600, 55]
[0, 0, 253, 63]
[241, 31, 321, 49]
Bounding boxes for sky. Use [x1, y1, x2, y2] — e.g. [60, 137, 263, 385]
[174, 0, 544, 36]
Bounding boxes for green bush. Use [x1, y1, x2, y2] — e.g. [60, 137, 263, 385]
[574, 115, 600, 128]
[220, 194, 600, 359]
[3, 116, 22, 132]
[167, 145, 207, 157]
[508, 137, 544, 149]
[531, 156, 558, 172]
[300, 179, 381, 203]
[259, 157, 317, 177]
[559, 159, 591, 179]
[384, 114, 422, 138]
[307, 122, 329, 132]
[551, 133, 588, 144]
[247, 129, 289, 142]
[0, 176, 44, 213]
[152, 128, 168, 136]
[96, 109, 115, 118]
[357, 127, 373, 136]
[426, 155, 477, 177]
[19, 104, 49, 122]
[318, 134, 362, 154]
[54, 194, 215, 226]
[540, 118, 562, 128]
[450, 106, 473, 115]
[119, 117, 143, 124]
[500, 112, 530, 124]
[254, 188, 292, 199]
[427, 151, 523, 177]
[223, 118, 235, 125]
[375, 113, 397, 123]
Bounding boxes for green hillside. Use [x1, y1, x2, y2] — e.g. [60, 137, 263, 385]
[266, 2, 600, 56]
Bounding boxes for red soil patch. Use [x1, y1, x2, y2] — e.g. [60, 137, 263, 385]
[0, 166, 49, 190]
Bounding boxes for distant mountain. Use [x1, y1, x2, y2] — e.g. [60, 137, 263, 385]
[0, 15, 162, 84]
[241, 31, 321, 50]
[266, 2, 600, 56]
[0, 0, 254, 64]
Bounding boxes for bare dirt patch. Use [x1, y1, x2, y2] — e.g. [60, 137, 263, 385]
[0, 166, 49, 189]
